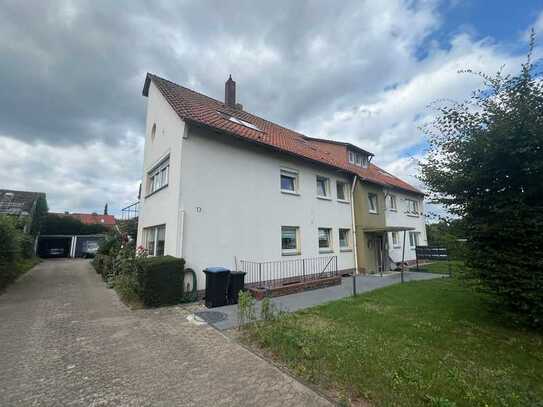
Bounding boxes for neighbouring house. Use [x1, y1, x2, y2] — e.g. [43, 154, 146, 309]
[0, 189, 47, 234]
[51, 212, 117, 228]
[136, 73, 427, 290]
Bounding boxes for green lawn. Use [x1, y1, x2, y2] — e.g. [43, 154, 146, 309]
[415, 260, 465, 275]
[244, 279, 543, 406]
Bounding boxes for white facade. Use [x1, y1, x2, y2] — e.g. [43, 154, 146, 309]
[384, 190, 427, 263]
[137, 83, 356, 289]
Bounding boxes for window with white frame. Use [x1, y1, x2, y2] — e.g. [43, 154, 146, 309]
[339, 228, 351, 250]
[388, 194, 397, 210]
[348, 150, 368, 167]
[316, 176, 330, 198]
[280, 169, 298, 194]
[406, 199, 419, 215]
[281, 226, 300, 255]
[143, 224, 166, 256]
[147, 157, 169, 195]
[409, 231, 420, 248]
[318, 228, 333, 252]
[391, 231, 400, 247]
[368, 193, 378, 214]
[336, 181, 350, 201]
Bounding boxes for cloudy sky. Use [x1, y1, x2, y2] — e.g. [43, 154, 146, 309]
[1, 0, 542, 216]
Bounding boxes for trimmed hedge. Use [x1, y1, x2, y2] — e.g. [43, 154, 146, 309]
[135, 255, 185, 307]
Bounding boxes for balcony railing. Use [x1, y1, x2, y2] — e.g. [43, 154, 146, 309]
[239, 255, 338, 289]
[121, 201, 139, 220]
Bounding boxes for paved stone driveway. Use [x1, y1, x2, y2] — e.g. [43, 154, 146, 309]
[0, 260, 331, 406]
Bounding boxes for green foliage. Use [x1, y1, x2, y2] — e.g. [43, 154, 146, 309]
[113, 272, 142, 307]
[420, 36, 543, 327]
[97, 233, 121, 256]
[238, 290, 256, 329]
[42, 213, 108, 235]
[134, 255, 185, 307]
[260, 296, 281, 321]
[29, 195, 48, 237]
[245, 279, 543, 406]
[0, 216, 20, 263]
[0, 215, 39, 290]
[426, 219, 467, 260]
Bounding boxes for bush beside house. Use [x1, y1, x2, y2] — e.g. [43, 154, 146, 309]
[0, 216, 40, 291]
[92, 234, 188, 307]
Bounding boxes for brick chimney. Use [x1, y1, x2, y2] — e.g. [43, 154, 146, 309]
[225, 75, 236, 108]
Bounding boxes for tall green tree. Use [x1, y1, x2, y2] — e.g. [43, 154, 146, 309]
[420, 34, 543, 327]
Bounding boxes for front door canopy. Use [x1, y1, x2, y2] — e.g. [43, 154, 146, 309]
[361, 226, 416, 233]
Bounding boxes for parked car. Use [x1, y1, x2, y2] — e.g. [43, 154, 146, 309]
[48, 248, 65, 257]
[82, 241, 99, 258]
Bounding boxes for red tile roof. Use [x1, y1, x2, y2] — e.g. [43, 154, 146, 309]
[53, 213, 117, 226]
[143, 73, 423, 195]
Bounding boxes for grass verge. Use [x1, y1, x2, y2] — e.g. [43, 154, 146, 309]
[243, 278, 543, 406]
[414, 260, 465, 275]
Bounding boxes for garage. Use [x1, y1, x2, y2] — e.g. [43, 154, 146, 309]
[37, 234, 105, 258]
[37, 236, 72, 258]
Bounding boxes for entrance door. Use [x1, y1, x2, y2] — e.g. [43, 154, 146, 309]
[367, 235, 384, 274]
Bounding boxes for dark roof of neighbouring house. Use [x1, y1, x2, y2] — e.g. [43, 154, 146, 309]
[0, 189, 45, 216]
[51, 212, 117, 226]
[143, 73, 423, 195]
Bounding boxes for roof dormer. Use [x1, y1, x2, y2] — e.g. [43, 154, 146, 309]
[347, 149, 370, 168]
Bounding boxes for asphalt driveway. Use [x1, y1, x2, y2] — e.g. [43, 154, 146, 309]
[0, 260, 331, 406]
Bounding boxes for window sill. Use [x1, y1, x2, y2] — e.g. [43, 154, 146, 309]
[319, 249, 334, 254]
[282, 251, 301, 256]
[368, 211, 379, 215]
[388, 208, 397, 212]
[281, 190, 300, 196]
[316, 195, 332, 201]
[393, 245, 401, 249]
[337, 199, 351, 204]
[406, 213, 420, 218]
[340, 248, 352, 252]
[145, 184, 168, 199]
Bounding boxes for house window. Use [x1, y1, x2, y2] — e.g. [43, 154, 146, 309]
[368, 193, 378, 214]
[143, 224, 166, 256]
[391, 231, 400, 247]
[281, 226, 300, 255]
[339, 228, 351, 250]
[406, 199, 419, 214]
[409, 231, 420, 248]
[318, 228, 332, 252]
[388, 195, 397, 210]
[147, 157, 170, 195]
[280, 169, 298, 194]
[337, 181, 350, 201]
[316, 176, 330, 198]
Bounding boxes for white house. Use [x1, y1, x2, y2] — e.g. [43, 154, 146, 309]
[136, 74, 427, 289]
[384, 189, 428, 264]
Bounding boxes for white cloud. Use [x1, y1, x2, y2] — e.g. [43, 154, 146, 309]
[0, 1, 540, 216]
[0, 135, 143, 215]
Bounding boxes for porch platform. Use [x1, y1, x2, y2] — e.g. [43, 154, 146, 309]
[205, 271, 445, 331]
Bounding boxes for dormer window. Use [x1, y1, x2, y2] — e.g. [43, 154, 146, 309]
[348, 150, 368, 167]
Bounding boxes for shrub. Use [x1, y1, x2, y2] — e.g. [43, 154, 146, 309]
[238, 290, 256, 329]
[19, 235, 35, 259]
[113, 272, 141, 307]
[135, 255, 185, 307]
[0, 216, 20, 264]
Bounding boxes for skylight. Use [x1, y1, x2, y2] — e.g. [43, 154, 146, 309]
[221, 112, 262, 132]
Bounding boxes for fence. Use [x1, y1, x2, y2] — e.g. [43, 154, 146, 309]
[415, 245, 452, 276]
[239, 255, 338, 289]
